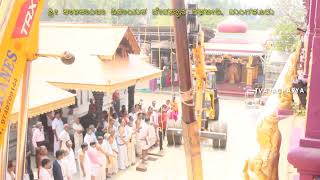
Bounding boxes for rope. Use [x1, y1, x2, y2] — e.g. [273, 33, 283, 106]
[158, 24, 162, 92]
[180, 88, 195, 107]
[170, 25, 174, 93]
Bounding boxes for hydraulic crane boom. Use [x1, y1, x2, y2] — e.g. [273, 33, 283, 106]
[193, 31, 207, 128]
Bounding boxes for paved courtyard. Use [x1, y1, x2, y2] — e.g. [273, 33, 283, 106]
[111, 93, 260, 180]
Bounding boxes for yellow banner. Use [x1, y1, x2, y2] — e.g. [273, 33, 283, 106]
[0, 0, 44, 144]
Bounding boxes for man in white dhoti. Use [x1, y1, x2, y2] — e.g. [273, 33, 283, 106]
[84, 128, 97, 145]
[59, 124, 70, 150]
[61, 150, 71, 180]
[136, 113, 149, 163]
[146, 118, 157, 148]
[151, 107, 160, 147]
[104, 130, 118, 175]
[152, 101, 157, 111]
[150, 106, 158, 125]
[39, 159, 54, 180]
[72, 117, 84, 156]
[87, 142, 103, 180]
[96, 136, 107, 180]
[65, 140, 77, 176]
[117, 119, 128, 170]
[52, 112, 64, 155]
[126, 118, 136, 166]
[78, 143, 90, 180]
[103, 134, 115, 177]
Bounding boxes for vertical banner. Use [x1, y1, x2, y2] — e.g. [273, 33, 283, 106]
[0, 0, 43, 144]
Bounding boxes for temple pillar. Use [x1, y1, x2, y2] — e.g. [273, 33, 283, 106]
[128, 85, 135, 113]
[253, 66, 258, 82]
[246, 67, 253, 87]
[241, 65, 247, 83]
[288, 0, 320, 179]
[303, 0, 316, 77]
[246, 56, 254, 88]
[92, 91, 104, 120]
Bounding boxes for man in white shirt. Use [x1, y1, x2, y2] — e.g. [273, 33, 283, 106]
[103, 132, 118, 175]
[72, 117, 84, 156]
[136, 113, 149, 163]
[129, 104, 141, 123]
[39, 159, 54, 180]
[146, 118, 157, 149]
[52, 112, 64, 155]
[126, 119, 136, 166]
[32, 122, 45, 148]
[59, 124, 71, 150]
[84, 128, 97, 145]
[65, 140, 77, 177]
[152, 101, 158, 112]
[150, 107, 159, 125]
[117, 119, 128, 170]
[32, 121, 45, 168]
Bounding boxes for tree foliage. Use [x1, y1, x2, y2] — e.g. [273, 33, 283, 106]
[273, 22, 300, 52]
[271, 0, 306, 52]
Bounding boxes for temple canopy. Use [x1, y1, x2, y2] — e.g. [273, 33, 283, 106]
[205, 42, 264, 57]
[32, 54, 162, 92]
[10, 80, 75, 122]
[35, 23, 162, 92]
[39, 23, 140, 60]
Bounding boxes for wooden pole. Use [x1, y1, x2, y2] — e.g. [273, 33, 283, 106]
[171, 1, 203, 180]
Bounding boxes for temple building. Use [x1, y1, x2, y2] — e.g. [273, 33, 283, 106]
[204, 17, 271, 95]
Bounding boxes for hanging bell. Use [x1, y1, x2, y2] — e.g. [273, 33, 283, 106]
[61, 51, 75, 65]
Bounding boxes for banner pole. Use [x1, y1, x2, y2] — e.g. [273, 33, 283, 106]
[15, 61, 31, 180]
[0, 121, 10, 179]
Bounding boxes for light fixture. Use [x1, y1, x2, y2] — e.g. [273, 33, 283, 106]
[37, 51, 75, 65]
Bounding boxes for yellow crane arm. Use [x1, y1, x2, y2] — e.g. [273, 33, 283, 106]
[193, 30, 206, 127]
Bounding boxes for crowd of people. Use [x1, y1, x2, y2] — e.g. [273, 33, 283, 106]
[8, 97, 179, 180]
